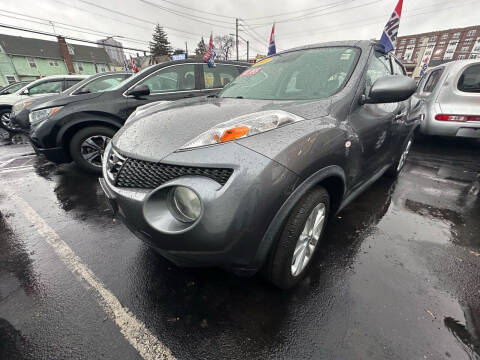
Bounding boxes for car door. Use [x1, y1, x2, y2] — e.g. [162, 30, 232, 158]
[347, 50, 398, 182]
[389, 57, 412, 146]
[125, 63, 199, 112]
[200, 64, 248, 96]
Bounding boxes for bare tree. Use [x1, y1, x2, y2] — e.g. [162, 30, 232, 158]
[214, 35, 234, 60]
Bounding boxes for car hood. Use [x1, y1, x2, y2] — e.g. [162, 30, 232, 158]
[30, 91, 105, 110]
[113, 96, 331, 162]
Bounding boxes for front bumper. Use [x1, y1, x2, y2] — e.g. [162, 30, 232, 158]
[30, 140, 69, 163]
[100, 142, 299, 273]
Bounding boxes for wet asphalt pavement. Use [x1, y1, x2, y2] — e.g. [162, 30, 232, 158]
[0, 132, 479, 360]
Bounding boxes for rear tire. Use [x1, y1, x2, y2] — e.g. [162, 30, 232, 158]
[263, 187, 330, 289]
[69, 126, 116, 174]
[0, 108, 13, 131]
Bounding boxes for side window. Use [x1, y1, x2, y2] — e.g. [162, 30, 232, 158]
[139, 64, 196, 93]
[28, 81, 63, 95]
[458, 64, 480, 93]
[203, 64, 241, 89]
[365, 51, 392, 94]
[423, 69, 443, 93]
[65, 79, 81, 89]
[392, 59, 406, 75]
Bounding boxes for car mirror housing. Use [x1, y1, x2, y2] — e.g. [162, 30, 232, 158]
[364, 75, 417, 104]
[127, 85, 150, 98]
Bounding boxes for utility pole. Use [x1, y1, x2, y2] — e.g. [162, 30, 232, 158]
[247, 40, 249, 62]
[185, 41, 188, 58]
[235, 18, 239, 61]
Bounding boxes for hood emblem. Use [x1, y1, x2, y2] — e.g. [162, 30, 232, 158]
[106, 149, 126, 184]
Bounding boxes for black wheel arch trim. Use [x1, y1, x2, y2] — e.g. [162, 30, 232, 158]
[252, 165, 346, 269]
[56, 115, 122, 146]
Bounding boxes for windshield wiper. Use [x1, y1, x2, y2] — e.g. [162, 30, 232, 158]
[207, 94, 218, 98]
[235, 96, 244, 99]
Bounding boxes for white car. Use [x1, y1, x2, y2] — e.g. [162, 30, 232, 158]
[410, 59, 480, 138]
[0, 75, 87, 131]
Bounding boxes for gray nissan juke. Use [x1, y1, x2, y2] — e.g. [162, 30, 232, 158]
[100, 40, 417, 289]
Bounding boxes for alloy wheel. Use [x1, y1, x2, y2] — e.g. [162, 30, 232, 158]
[80, 135, 110, 168]
[397, 139, 412, 172]
[1, 112, 13, 130]
[291, 202, 326, 277]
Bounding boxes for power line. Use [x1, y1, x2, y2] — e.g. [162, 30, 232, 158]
[280, 0, 477, 39]
[0, 9, 150, 46]
[145, 0, 237, 19]
[0, 22, 150, 53]
[248, 0, 386, 27]
[138, 0, 234, 29]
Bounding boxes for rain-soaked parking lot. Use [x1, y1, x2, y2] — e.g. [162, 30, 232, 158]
[0, 131, 479, 360]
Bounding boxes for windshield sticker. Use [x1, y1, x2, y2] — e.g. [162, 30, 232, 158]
[240, 67, 264, 77]
[253, 58, 273, 67]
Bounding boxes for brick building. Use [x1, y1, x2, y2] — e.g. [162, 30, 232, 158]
[394, 24, 480, 78]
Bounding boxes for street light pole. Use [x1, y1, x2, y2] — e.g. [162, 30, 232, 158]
[235, 18, 239, 61]
[230, 33, 249, 61]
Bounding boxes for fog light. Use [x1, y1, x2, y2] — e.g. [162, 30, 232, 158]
[170, 186, 201, 222]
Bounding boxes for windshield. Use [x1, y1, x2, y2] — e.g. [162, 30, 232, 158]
[0, 82, 28, 95]
[219, 47, 359, 100]
[74, 74, 131, 94]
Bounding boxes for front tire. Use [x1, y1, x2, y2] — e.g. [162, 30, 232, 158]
[69, 126, 116, 174]
[0, 108, 14, 131]
[263, 187, 330, 289]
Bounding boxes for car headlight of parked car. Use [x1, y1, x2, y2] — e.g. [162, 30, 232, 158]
[29, 106, 63, 125]
[12, 100, 33, 113]
[180, 110, 304, 150]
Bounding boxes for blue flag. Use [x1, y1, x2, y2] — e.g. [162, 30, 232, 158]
[267, 24, 276, 56]
[379, 0, 403, 54]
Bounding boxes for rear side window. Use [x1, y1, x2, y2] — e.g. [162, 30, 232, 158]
[203, 64, 241, 89]
[423, 69, 443, 93]
[458, 64, 480, 93]
[65, 79, 82, 89]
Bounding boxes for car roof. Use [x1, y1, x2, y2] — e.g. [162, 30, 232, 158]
[429, 58, 480, 73]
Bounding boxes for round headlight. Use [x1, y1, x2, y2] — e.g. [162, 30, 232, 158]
[170, 187, 201, 222]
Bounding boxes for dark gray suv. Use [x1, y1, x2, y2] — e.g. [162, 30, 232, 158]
[100, 41, 417, 289]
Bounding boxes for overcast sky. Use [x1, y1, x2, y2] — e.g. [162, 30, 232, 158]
[0, 0, 478, 59]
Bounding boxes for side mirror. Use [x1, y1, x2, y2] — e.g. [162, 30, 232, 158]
[22, 88, 29, 95]
[126, 84, 150, 98]
[363, 75, 417, 104]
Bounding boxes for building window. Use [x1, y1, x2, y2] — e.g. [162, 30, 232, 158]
[6, 75, 16, 84]
[467, 30, 476, 36]
[461, 46, 469, 52]
[429, 36, 437, 41]
[401, 39, 406, 44]
[464, 39, 473, 44]
[441, 34, 448, 40]
[438, 41, 446, 46]
[27, 57, 37, 68]
[452, 32, 461, 39]
[67, 44, 75, 55]
[409, 38, 416, 44]
[458, 55, 466, 59]
[398, 45, 404, 50]
[77, 63, 84, 72]
[474, 46, 480, 52]
[470, 54, 478, 59]
[48, 60, 59, 67]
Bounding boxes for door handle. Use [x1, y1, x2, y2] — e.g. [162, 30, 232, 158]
[394, 112, 407, 122]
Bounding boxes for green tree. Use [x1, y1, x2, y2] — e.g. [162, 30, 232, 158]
[195, 37, 207, 57]
[149, 24, 172, 56]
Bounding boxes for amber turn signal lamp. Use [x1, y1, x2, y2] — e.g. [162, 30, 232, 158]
[220, 126, 249, 142]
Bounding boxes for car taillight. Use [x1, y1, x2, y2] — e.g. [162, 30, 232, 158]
[435, 114, 480, 122]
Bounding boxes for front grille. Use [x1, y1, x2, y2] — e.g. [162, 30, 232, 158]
[115, 157, 233, 189]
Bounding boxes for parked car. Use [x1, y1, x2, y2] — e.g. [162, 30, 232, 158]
[9, 71, 132, 132]
[99, 40, 417, 289]
[0, 75, 87, 131]
[28, 60, 250, 173]
[410, 59, 480, 138]
[0, 81, 31, 95]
